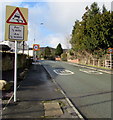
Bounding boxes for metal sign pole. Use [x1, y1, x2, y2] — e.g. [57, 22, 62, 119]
[110, 53, 112, 69]
[14, 40, 17, 102]
[35, 51, 36, 63]
[27, 45, 29, 60]
[5, 6, 28, 102]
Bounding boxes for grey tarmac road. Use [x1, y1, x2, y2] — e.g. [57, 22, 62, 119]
[41, 60, 112, 119]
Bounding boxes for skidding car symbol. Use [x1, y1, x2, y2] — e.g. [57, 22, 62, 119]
[13, 13, 23, 23]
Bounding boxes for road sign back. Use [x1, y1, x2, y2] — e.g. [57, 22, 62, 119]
[6, 7, 27, 25]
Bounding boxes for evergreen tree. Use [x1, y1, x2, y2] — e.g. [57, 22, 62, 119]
[102, 5, 107, 13]
[70, 2, 113, 54]
[44, 46, 51, 57]
[88, 2, 100, 18]
[55, 43, 63, 56]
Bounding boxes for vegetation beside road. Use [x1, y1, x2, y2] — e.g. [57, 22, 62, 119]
[28, 2, 113, 69]
[70, 2, 113, 59]
[36, 43, 65, 60]
[70, 2, 113, 52]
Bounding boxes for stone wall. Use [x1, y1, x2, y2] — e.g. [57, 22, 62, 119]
[1, 52, 28, 71]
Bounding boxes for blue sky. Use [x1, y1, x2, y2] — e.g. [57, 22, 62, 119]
[0, 0, 111, 49]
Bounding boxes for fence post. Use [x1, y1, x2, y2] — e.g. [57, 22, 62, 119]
[98, 59, 100, 67]
[93, 59, 95, 66]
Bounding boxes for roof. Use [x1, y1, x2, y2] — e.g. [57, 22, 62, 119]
[0, 44, 11, 51]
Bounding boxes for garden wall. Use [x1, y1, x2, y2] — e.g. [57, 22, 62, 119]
[1, 52, 28, 71]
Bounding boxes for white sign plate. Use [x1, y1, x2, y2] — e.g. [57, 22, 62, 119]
[9, 25, 24, 40]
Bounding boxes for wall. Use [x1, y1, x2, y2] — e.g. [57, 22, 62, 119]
[1, 52, 28, 71]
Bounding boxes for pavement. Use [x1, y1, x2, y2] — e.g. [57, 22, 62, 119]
[1, 62, 80, 119]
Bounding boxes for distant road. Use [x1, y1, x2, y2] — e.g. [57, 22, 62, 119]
[41, 60, 111, 119]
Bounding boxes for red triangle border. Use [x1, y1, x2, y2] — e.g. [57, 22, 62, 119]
[6, 7, 27, 25]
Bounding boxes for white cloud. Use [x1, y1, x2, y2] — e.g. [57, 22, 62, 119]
[49, 0, 110, 1]
[46, 2, 89, 33]
[0, 1, 111, 50]
[43, 34, 69, 49]
[33, 1, 111, 49]
[1, 0, 112, 2]
[27, 2, 92, 48]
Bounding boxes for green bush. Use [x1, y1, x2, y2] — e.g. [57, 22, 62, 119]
[61, 53, 67, 61]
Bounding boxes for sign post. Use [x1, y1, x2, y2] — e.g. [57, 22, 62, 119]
[33, 44, 40, 62]
[14, 40, 17, 102]
[5, 6, 28, 102]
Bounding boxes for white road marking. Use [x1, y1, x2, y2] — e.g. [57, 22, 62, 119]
[32, 62, 40, 65]
[60, 89, 84, 119]
[79, 69, 103, 74]
[66, 62, 112, 74]
[53, 69, 74, 75]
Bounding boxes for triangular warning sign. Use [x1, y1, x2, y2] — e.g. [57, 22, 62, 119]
[6, 7, 27, 25]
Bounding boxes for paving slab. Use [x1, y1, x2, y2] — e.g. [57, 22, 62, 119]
[44, 101, 63, 117]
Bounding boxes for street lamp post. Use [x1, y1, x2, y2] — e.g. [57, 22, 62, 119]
[33, 23, 44, 62]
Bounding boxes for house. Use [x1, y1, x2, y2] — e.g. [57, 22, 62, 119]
[0, 41, 28, 52]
